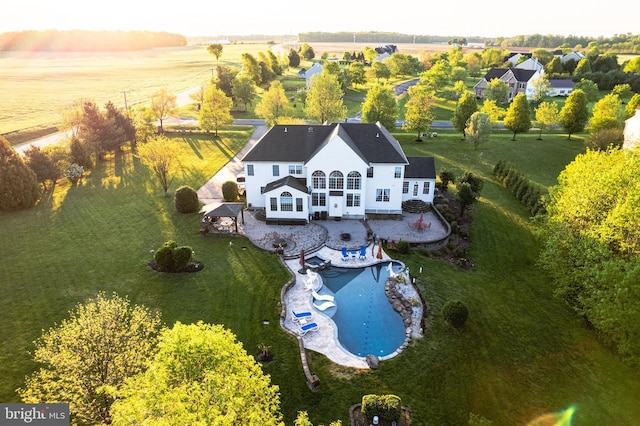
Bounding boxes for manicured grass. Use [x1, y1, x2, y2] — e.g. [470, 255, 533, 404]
[3, 124, 640, 425]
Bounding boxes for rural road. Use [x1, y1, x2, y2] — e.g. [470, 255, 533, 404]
[14, 79, 454, 155]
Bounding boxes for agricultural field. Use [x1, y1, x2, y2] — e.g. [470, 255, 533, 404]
[0, 44, 273, 138]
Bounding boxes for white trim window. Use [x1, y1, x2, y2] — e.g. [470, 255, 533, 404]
[289, 165, 303, 175]
[423, 182, 430, 194]
[280, 191, 293, 211]
[394, 167, 402, 178]
[329, 171, 343, 189]
[375, 188, 390, 202]
[402, 181, 409, 194]
[346, 193, 360, 207]
[312, 170, 326, 189]
[312, 193, 326, 206]
[346, 171, 361, 190]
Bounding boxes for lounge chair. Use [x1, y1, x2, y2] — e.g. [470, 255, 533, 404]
[312, 289, 334, 302]
[313, 300, 336, 311]
[291, 310, 313, 322]
[341, 247, 349, 262]
[359, 245, 367, 260]
[298, 321, 319, 336]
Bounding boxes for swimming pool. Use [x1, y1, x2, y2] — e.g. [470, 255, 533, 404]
[310, 258, 407, 358]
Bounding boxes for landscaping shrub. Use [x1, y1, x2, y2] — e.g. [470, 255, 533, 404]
[174, 185, 200, 213]
[361, 394, 402, 421]
[459, 171, 483, 194]
[154, 241, 176, 272]
[153, 240, 194, 272]
[396, 240, 411, 255]
[222, 180, 239, 202]
[493, 161, 547, 216]
[442, 300, 469, 328]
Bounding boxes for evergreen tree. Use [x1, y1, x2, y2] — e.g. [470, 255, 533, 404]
[288, 48, 300, 68]
[451, 92, 478, 139]
[241, 53, 262, 85]
[23, 145, 61, 191]
[559, 89, 589, 139]
[0, 136, 40, 210]
[361, 83, 398, 130]
[504, 93, 532, 140]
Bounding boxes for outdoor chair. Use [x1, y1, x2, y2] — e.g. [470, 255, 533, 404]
[359, 245, 367, 260]
[298, 321, 319, 336]
[291, 310, 313, 322]
[341, 247, 349, 262]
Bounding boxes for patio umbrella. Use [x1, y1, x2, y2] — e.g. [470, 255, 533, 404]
[376, 241, 383, 259]
[298, 248, 307, 274]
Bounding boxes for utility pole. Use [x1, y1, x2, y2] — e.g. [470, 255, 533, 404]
[122, 91, 130, 118]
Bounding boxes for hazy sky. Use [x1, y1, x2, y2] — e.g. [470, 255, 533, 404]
[1, 0, 635, 38]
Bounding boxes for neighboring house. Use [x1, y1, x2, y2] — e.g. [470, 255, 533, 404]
[561, 51, 585, 63]
[241, 122, 436, 223]
[375, 52, 392, 62]
[548, 79, 574, 97]
[514, 57, 544, 72]
[504, 52, 532, 67]
[623, 108, 640, 150]
[298, 63, 323, 89]
[474, 67, 542, 100]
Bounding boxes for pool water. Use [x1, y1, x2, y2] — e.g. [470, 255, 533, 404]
[313, 260, 407, 357]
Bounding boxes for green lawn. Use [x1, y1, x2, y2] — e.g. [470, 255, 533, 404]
[3, 122, 640, 425]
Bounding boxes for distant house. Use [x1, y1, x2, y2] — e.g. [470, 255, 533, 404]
[241, 122, 436, 222]
[298, 63, 323, 89]
[548, 79, 574, 97]
[375, 45, 398, 55]
[515, 57, 544, 72]
[504, 52, 532, 67]
[375, 52, 392, 62]
[561, 51, 585, 63]
[623, 109, 640, 150]
[474, 67, 542, 100]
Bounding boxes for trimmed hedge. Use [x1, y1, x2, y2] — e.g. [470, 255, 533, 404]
[174, 185, 200, 213]
[361, 394, 402, 421]
[153, 240, 193, 272]
[442, 300, 469, 328]
[493, 160, 547, 216]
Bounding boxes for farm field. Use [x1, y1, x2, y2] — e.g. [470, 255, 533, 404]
[0, 44, 273, 137]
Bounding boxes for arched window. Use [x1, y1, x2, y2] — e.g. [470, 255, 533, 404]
[347, 171, 361, 190]
[329, 171, 343, 189]
[280, 191, 293, 211]
[312, 170, 326, 189]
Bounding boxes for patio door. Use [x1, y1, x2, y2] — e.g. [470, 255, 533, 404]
[329, 195, 343, 217]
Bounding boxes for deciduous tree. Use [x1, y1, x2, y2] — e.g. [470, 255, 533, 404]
[241, 53, 262, 85]
[484, 78, 510, 104]
[349, 61, 366, 87]
[206, 43, 223, 60]
[199, 85, 233, 136]
[255, 81, 289, 127]
[304, 72, 346, 124]
[504, 93, 532, 140]
[465, 112, 492, 149]
[590, 93, 624, 133]
[136, 135, 181, 196]
[368, 61, 390, 82]
[361, 83, 398, 130]
[451, 92, 478, 139]
[402, 85, 435, 140]
[288, 48, 301, 68]
[0, 136, 40, 210]
[300, 43, 315, 60]
[232, 74, 257, 111]
[574, 78, 599, 102]
[18, 293, 161, 426]
[215, 65, 239, 98]
[535, 101, 559, 140]
[110, 321, 284, 426]
[559, 89, 589, 139]
[150, 88, 177, 133]
[23, 145, 61, 190]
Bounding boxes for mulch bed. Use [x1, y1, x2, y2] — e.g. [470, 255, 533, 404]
[350, 404, 411, 425]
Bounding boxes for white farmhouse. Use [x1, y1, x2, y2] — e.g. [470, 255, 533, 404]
[241, 122, 436, 224]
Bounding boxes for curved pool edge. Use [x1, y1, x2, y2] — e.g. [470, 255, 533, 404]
[282, 246, 423, 368]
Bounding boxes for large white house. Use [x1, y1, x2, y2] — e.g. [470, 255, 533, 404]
[623, 108, 640, 150]
[241, 122, 436, 223]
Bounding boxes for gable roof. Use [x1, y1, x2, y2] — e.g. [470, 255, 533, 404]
[242, 123, 408, 165]
[404, 157, 436, 179]
[509, 68, 538, 82]
[483, 68, 509, 81]
[262, 175, 310, 194]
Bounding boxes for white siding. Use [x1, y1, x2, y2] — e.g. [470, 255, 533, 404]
[365, 164, 404, 213]
[401, 178, 436, 203]
[263, 185, 309, 220]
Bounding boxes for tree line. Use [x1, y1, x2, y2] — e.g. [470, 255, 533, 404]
[0, 30, 186, 51]
[492, 33, 640, 53]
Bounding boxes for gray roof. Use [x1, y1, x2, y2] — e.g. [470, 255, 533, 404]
[242, 123, 408, 165]
[404, 157, 436, 179]
[262, 175, 309, 194]
[201, 202, 244, 218]
[549, 79, 574, 89]
[509, 68, 537, 82]
[483, 68, 509, 81]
